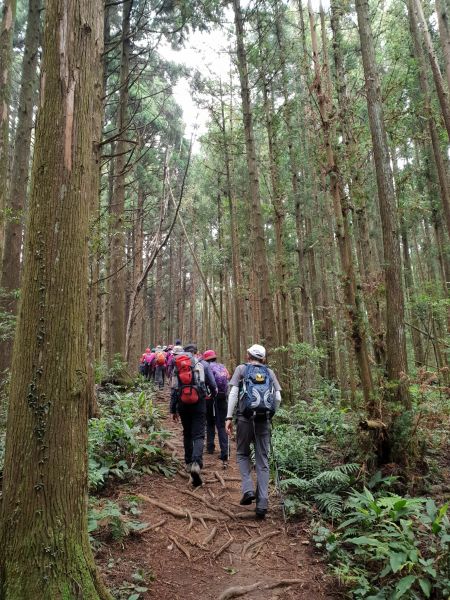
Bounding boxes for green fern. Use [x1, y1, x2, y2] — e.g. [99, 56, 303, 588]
[313, 492, 344, 519]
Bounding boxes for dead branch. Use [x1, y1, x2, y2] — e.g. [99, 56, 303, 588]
[168, 534, 191, 560]
[359, 419, 387, 431]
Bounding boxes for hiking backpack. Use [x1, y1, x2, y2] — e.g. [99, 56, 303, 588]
[143, 352, 153, 364]
[240, 364, 276, 419]
[174, 354, 206, 404]
[209, 362, 229, 395]
[156, 351, 166, 366]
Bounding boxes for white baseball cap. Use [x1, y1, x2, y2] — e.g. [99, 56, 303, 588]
[247, 344, 266, 360]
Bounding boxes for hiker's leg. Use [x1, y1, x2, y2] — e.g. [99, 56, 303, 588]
[236, 419, 255, 495]
[206, 398, 215, 452]
[254, 420, 271, 511]
[179, 409, 193, 465]
[215, 394, 229, 460]
[191, 399, 206, 468]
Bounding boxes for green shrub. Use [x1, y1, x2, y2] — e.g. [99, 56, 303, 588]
[314, 488, 450, 598]
[88, 387, 175, 490]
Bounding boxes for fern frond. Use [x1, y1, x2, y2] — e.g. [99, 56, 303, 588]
[314, 492, 344, 519]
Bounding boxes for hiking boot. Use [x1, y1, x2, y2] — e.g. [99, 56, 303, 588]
[221, 460, 229, 470]
[190, 462, 202, 487]
[184, 462, 192, 473]
[240, 491, 256, 505]
[206, 446, 215, 455]
[255, 508, 267, 520]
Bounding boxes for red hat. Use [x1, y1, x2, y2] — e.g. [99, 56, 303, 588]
[203, 349, 216, 361]
[145, 348, 151, 353]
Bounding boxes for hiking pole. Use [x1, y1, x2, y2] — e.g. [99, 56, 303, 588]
[270, 434, 287, 523]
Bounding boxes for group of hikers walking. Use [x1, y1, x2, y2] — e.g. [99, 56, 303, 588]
[139, 341, 282, 519]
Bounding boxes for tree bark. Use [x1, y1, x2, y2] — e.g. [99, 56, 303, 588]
[355, 0, 410, 408]
[232, 0, 277, 353]
[108, 0, 132, 362]
[0, 0, 110, 597]
[0, 0, 16, 260]
[0, 0, 40, 378]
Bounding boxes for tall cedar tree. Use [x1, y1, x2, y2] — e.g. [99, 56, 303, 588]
[0, 1, 110, 597]
[0, 0, 41, 379]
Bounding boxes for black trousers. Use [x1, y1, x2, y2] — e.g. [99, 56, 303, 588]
[179, 397, 206, 467]
[206, 393, 229, 460]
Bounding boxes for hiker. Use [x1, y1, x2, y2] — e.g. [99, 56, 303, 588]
[140, 347, 154, 380]
[170, 343, 214, 487]
[154, 346, 167, 389]
[166, 346, 175, 379]
[203, 349, 230, 466]
[225, 344, 282, 519]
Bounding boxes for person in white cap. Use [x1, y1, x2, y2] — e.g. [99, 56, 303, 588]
[225, 344, 282, 519]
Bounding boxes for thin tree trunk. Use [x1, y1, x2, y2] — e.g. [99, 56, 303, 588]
[232, 0, 277, 353]
[414, 0, 450, 143]
[108, 0, 132, 362]
[0, 0, 40, 378]
[355, 0, 410, 409]
[0, 0, 16, 260]
[0, 1, 110, 596]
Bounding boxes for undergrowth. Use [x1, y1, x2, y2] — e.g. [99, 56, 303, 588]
[272, 384, 450, 598]
[89, 384, 176, 490]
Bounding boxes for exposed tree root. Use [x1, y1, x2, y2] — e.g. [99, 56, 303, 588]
[213, 536, 234, 559]
[242, 530, 279, 557]
[168, 534, 191, 560]
[218, 579, 303, 600]
[133, 518, 166, 535]
[202, 526, 217, 545]
[180, 488, 235, 518]
[215, 470, 226, 487]
[137, 493, 228, 521]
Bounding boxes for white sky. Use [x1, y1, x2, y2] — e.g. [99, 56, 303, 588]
[159, 0, 330, 149]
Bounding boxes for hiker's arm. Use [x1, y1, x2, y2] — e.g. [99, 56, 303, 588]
[275, 390, 282, 410]
[226, 386, 239, 419]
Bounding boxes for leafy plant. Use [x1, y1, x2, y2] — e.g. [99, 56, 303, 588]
[314, 488, 450, 598]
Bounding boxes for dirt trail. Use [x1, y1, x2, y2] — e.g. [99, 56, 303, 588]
[98, 388, 336, 599]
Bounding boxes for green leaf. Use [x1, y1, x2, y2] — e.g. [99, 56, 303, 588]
[418, 578, 431, 598]
[128, 595, 139, 600]
[390, 552, 407, 573]
[394, 575, 416, 598]
[348, 536, 385, 548]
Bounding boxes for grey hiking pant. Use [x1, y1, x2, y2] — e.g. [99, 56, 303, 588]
[236, 418, 271, 511]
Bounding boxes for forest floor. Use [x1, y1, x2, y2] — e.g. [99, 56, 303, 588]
[96, 386, 337, 600]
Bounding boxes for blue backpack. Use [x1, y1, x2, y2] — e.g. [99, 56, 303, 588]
[240, 364, 276, 419]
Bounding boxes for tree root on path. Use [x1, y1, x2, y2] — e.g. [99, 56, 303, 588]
[215, 470, 226, 487]
[202, 526, 217, 545]
[168, 534, 191, 560]
[180, 488, 235, 518]
[137, 494, 228, 521]
[212, 536, 234, 559]
[242, 530, 279, 558]
[133, 518, 166, 535]
[218, 579, 303, 600]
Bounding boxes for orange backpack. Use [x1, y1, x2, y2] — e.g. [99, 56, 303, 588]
[156, 351, 166, 366]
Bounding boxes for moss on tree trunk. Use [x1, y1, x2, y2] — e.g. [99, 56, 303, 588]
[0, 0, 110, 597]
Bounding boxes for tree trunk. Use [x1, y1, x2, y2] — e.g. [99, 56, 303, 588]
[0, 0, 110, 597]
[232, 0, 277, 353]
[312, 0, 374, 408]
[0, 0, 16, 261]
[414, 0, 450, 143]
[355, 0, 410, 409]
[409, 0, 450, 239]
[108, 0, 132, 362]
[0, 0, 40, 378]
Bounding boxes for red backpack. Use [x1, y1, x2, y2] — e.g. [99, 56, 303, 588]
[175, 354, 202, 404]
[156, 351, 166, 366]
